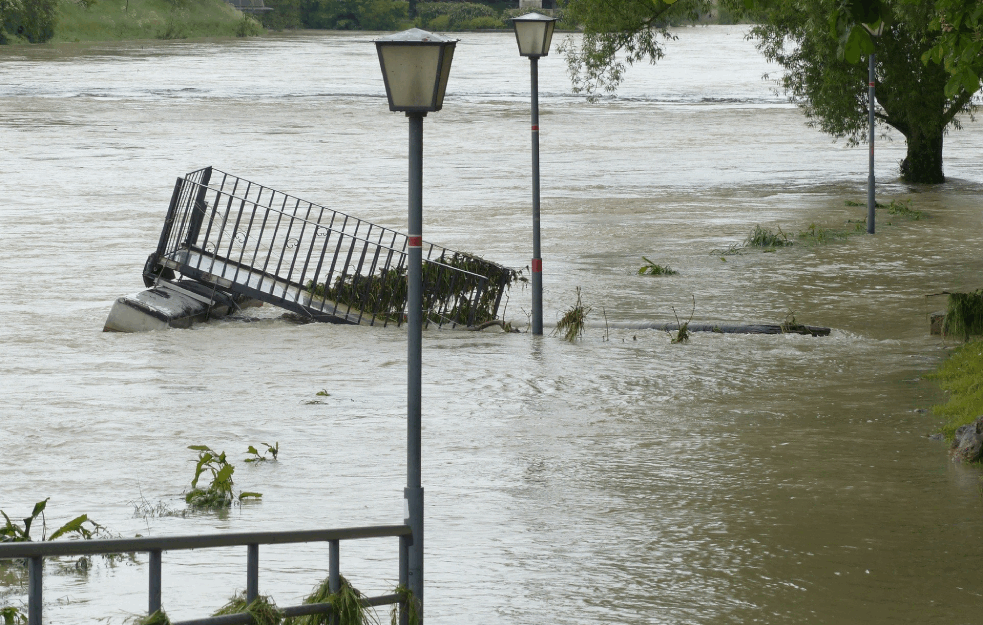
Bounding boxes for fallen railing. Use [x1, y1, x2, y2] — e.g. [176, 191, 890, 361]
[0, 524, 412, 625]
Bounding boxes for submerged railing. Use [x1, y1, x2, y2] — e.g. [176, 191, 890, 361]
[146, 167, 518, 328]
[0, 524, 412, 625]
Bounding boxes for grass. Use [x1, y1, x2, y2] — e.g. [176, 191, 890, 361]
[136, 610, 172, 625]
[941, 290, 983, 341]
[927, 340, 983, 439]
[51, 0, 261, 44]
[743, 225, 792, 248]
[284, 576, 379, 625]
[214, 593, 283, 625]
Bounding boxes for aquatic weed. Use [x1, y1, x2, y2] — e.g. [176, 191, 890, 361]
[743, 225, 792, 248]
[214, 592, 283, 625]
[285, 576, 380, 625]
[637, 257, 678, 276]
[553, 288, 591, 342]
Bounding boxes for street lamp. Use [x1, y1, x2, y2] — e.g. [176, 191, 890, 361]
[511, 12, 556, 336]
[864, 20, 885, 235]
[375, 27, 457, 623]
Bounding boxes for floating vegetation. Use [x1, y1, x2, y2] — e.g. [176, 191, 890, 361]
[136, 609, 172, 625]
[389, 585, 420, 625]
[637, 257, 678, 276]
[185, 446, 261, 510]
[1, 499, 106, 543]
[245, 442, 279, 463]
[285, 575, 379, 625]
[941, 290, 983, 341]
[554, 287, 591, 342]
[780, 310, 811, 334]
[305, 252, 521, 328]
[710, 243, 743, 257]
[214, 593, 283, 625]
[744, 225, 792, 248]
[885, 198, 923, 220]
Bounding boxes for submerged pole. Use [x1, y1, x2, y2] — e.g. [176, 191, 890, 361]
[530, 56, 543, 335]
[406, 112, 425, 621]
[867, 51, 876, 235]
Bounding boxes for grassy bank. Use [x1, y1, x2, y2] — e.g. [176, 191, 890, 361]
[2, 0, 261, 45]
[930, 340, 983, 438]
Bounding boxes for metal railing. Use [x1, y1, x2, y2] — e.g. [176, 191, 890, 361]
[147, 167, 516, 328]
[0, 524, 412, 625]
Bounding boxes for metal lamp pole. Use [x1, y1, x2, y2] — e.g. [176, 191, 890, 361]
[864, 22, 884, 235]
[512, 12, 557, 336]
[375, 29, 457, 624]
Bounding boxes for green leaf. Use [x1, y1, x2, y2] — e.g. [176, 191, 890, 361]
[48, 515, 89, 541]
[238, 492, 263, 500]
[187, 445, 211, 451]
[246, 445, 259, 455]
[215, 464, 234, 484]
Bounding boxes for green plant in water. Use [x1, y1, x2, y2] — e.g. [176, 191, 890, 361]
[1, 606, 26, 625]
[136, 609, 172, 625]
[743, 225, 792, 248]
[638, 257, 678, 276]
[214, 593, 282, 625]
[668, 296, 696, 344]
[780, 310, 806, 334]
[245, 442, 279, 463]
[185, 446, 261, 510]
[941, 290, 983, 342]
[884, 198, 922, 220]
[389, 585, 420, 625]
[553, 287, 590, 342]
[1, 499, 105, 543]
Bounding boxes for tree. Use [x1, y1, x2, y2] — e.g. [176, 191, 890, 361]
[0, 0, 58, 44]
[560, 0, 982, 184]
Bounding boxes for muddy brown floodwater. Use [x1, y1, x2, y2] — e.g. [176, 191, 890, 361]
[2, 27, 983, 624]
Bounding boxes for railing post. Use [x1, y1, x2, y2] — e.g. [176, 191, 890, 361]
[149, 549, 162, 615]
[329, 540, 340, 625]
[399, 534, 409, 625]
[28, 556, 42, 625]
[246, 544, 259, 605]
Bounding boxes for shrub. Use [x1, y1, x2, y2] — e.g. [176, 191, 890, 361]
[1, 0, 58, 44]
[416, 1, 493, 30]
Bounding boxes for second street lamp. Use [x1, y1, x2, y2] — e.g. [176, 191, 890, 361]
[512, 12, 557, 336]
[375, 27, 457, 624]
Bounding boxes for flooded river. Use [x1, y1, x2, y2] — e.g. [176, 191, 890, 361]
[2, 27, 983, 624]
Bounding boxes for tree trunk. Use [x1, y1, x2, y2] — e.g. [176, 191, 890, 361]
[900, 128, 945, 184]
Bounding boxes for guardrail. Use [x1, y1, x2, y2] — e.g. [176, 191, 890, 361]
[147, 167, 517, 328]
[0, 524, 412, 625]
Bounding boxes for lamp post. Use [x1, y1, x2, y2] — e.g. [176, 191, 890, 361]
[375, 28, 457, 623]
[864, 21, 885, 235]
[512, 12, 556, 336]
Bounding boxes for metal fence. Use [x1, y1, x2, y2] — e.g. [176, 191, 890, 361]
[0, 524, 412, 625]
[146, 167, 517, 328]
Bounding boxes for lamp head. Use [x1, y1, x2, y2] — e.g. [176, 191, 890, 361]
[511, 12, 557, 58]
[375, 28, 458, 113]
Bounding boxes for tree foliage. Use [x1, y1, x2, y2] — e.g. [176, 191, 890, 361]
[560, 0, 982, 183]
[0, 0, 57, 44]
[260, 0, 407, 31]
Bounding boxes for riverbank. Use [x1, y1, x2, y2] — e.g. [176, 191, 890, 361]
[931, 339, 983, 438]
[1, 0, 260, 45]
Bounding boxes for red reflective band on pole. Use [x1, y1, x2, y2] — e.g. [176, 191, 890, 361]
[409, 236, 422, 247]
[869, 82, 875, 87]
[532, 259, 542, 272]
[531, 125, 539, 131]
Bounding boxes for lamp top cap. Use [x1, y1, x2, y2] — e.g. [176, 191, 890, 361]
[374, 27, 457, 44]
[512, 12, 557, 22]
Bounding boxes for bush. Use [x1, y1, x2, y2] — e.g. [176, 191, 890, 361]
[416, 1, 494, 30]
[463, 15, 500, 29]
[1, 0, 58, 43]
[295, 0, 407, 30]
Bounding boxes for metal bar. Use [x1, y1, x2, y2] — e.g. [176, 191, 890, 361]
[28, 556, 41, 625]
[171, 595, 402, 625]
[329, 539, 340, 625]
[399, 534, 409, 625]
[149, 549, 162, 615]
[153, 178, 185, 261]
[0, 525, 411, 559]
[246, 544, 259, 604]
[184, 167, 214, 248]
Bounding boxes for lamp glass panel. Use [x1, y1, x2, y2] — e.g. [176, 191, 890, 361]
[380, 45, 441, 109]
[434, 45, 455, 110]
[514, 21, 547, 56]
[542, 21, 555, 53]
